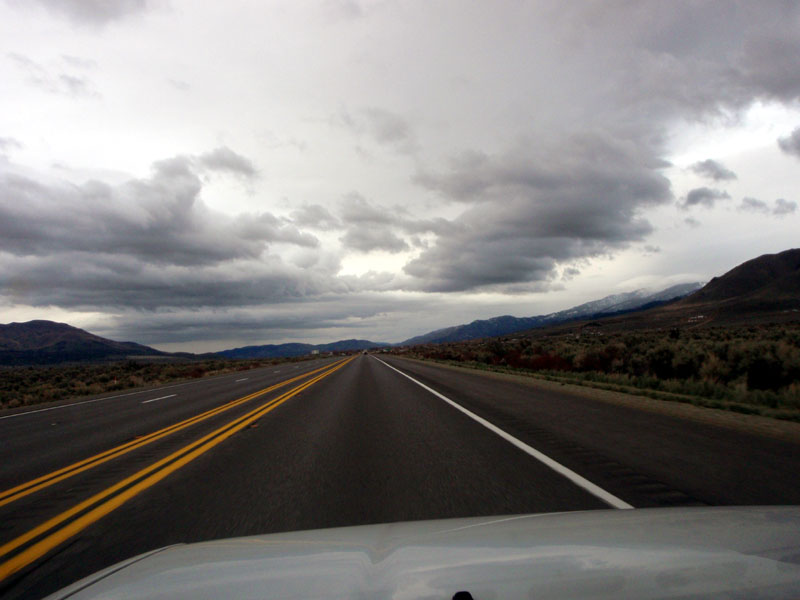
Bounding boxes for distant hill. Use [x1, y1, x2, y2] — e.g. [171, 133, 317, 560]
[401, 315, 546, 346]
[401, 282, 703, 345]
[680, 248, 800, 307]
[217, 339, 387, 359]
[0, 320, 167, 366]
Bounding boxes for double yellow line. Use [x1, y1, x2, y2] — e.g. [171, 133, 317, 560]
[0, 356, 353, 583]
[0, 359, 344, 509]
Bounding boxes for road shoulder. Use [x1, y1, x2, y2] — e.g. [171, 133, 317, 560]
[393, 357, 800, 445]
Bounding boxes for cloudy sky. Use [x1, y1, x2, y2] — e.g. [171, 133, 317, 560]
[1, 0, 798, 351]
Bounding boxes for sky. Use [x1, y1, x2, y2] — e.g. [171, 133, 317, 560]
[1, 0, 799, 352]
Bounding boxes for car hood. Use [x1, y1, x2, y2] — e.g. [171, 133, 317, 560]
[46, 507, 800, 599]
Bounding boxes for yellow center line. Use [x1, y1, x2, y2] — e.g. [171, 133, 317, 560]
[0, 356, 354, 582]
[0, 359, 346, 508]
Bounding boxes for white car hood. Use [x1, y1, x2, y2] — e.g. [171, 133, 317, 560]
[46, 507, 800, 599]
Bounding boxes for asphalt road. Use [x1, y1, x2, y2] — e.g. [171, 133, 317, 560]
[1, 354, 798, 599]
[0, 356, 340, 489]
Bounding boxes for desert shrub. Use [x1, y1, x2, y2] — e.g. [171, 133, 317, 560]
[403, 321, 800, 416]
[0, 355, 305, 410]
[645, 344, 675, 379]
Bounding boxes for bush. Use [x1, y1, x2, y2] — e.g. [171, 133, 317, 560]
[0, 356, 302, 410]
[404, 321, 800, 418]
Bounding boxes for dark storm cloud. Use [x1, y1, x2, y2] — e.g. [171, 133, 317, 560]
[0, 151, 410, 313]
[737, 32, 800, 101]
[0, 246, 400, 317]
[690, 159, 737, 181]
[580, 2, 800, 116]
[197, 147, 258, 179]
[337, 193, 456, 253]
[0, 252, 345, 310]
[0, 155, 310, 267]
[398, 1, 800, 293]
[778, 127, 800, 158]
[25, 0, 149, 25]
[680, 187, 730, 210]
[404, 134, 670, 292]
[103, 310, 357, 346]
[94, 290, 426, 347]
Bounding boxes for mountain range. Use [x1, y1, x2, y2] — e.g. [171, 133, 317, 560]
[1, 249, 797, 364]
[400, 282, 703, 345]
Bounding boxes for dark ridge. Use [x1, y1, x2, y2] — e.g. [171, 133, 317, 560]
[0, 320, 166, 366]
[682, 248, 800, 305]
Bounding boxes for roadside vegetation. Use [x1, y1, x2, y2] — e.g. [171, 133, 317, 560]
[0, 356, 317, 410]
[402, 322, 800, 422]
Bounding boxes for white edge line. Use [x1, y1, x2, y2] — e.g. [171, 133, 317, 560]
[0, 377, 214, 420]
[141, 394, 177, 404]
[372, 356, 634, 510]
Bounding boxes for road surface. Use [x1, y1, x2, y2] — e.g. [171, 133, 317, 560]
[1, 354, 798, 599]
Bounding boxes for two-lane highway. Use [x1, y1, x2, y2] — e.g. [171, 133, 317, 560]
[1, 354, 799, 599]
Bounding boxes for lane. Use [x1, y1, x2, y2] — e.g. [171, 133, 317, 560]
[374, 356, 632, 509]
[379, 356, 800, 507]
[0, 357, 339, 489]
